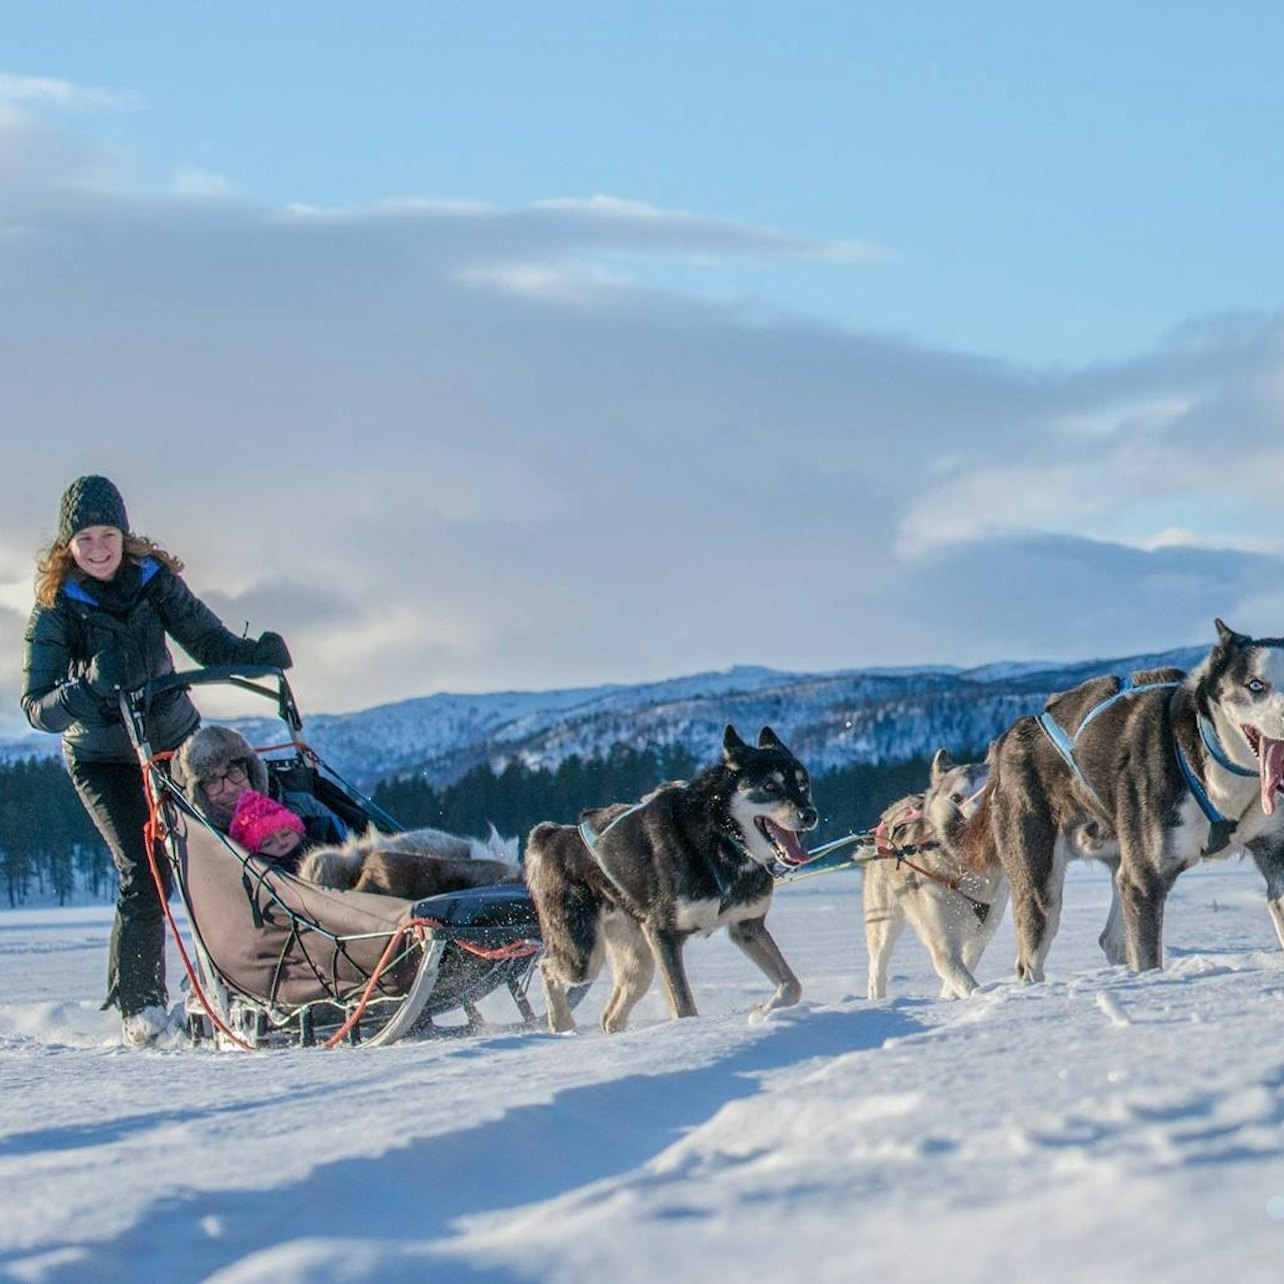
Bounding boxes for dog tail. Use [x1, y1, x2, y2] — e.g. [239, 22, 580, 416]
[297, 844, 364, 890]
[430, 855, 523, 888]
[379, 824, 519, 864]
[478, 822, 519, 864]
[523, 822, 601, 982]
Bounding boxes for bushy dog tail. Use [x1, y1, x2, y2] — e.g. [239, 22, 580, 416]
[479, 822, 519, 864]
[523, 822, 601, 982]
[297, 844, 364, 890]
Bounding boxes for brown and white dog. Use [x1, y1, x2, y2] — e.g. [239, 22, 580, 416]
[298, 825, 522, 900]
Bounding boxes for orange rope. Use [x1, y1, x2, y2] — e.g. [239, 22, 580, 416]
[139, 755, 433, 1052]
[321, 918, 431, 1048]
[138, 752, 256, 1051]
[139, 753, 537, 1050]
[414, 917, 540, 961]
[457, 938, 540, 961]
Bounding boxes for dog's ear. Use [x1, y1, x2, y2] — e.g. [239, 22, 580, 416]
[1215, 618, 1250, 650]
[757, 725, 784, 751]
[723, 724, 749, 765]
[930, 747, 953, 784]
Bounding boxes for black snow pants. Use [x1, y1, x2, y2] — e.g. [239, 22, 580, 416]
[66, 756, 171, 1017]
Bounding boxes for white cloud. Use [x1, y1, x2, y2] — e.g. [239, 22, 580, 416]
[171, 166, 237, 199]
[0, 73, 138, 111]
[535, 193, 891, 264]
[2, 109, 1284, 726]
[1052, 397, 1191, 439]
[457, 260, 635, 303]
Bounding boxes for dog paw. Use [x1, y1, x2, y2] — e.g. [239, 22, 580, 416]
[748, 996, 804, 1024]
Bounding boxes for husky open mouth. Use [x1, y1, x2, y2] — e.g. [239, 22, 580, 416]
[755, 816, 810, 866]
[1241, 726, 1284, 815]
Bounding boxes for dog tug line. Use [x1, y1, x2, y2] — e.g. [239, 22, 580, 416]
[578, 787, 991, 914]
[787, 796, 996, 921]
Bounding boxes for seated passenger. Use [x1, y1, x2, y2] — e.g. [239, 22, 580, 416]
[171, 724, 347, 845]
[229, 790, 308, 874]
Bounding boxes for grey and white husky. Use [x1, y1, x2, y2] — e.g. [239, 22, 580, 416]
[525, 725, 817, 1033]
[989, 620, 1284, 980]
[864, 749, 1007, 999]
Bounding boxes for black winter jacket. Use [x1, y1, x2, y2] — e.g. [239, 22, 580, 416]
[22, 557, 261, 763]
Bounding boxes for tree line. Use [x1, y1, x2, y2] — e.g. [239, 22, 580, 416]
[370, 744, 945, 852]
[1, 743, 968, 905]
[0, 757, 117, 906]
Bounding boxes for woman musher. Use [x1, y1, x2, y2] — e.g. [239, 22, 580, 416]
[21, 475, 292, 1046]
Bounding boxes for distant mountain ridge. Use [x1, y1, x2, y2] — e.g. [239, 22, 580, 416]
[0, 646, 1210, 788]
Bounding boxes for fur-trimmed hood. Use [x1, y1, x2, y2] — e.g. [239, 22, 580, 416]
[171, 724, 269, 805]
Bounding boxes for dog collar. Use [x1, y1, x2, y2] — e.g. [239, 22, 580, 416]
[1174, 738, 1236, 856]
[1198, 716, 1258, 779]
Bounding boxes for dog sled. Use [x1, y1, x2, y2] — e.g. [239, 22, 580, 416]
[121, 664, 555, 1050]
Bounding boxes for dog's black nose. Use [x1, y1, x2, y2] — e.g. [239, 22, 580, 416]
[799, 806, 818, 830]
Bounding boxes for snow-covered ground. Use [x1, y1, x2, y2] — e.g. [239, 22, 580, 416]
[3, 858, 1284, 1283]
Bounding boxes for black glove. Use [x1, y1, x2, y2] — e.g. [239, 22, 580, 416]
[250, 631, 292, 670]
[84, 648, 145, 697]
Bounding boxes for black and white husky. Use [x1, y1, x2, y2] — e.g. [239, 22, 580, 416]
[864, 749, 1007, 999]
[525, 725, 817, 1033]
[990, 621, 1284, 979]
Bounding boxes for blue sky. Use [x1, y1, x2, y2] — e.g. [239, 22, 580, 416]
[9, 2, 1284, 362]
[2, 3, 1284, 726]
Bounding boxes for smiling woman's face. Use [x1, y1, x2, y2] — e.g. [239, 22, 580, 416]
[68, 525, 124, 581]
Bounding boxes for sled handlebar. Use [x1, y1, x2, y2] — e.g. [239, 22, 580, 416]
[133, 665, 303, 734]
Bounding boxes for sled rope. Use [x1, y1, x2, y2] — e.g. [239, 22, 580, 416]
[833, 821, 962, 890]
[138, 749, 257, 1052]
[779, 825, 980, 898]
[139, 753, 437, 1052]
[414, 918, 540, 961]
[320, 919, 430, 1048]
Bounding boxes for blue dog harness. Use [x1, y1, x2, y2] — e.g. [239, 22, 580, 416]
[577, 803, 648, 903]
[1036, 676, 1248, 856]
[578, 797, 753, 909]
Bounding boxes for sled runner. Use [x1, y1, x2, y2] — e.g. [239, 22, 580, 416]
[121, 664, 552, 1050]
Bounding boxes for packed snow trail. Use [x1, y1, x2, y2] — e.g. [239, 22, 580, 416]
[3, 863, 1284, 1283]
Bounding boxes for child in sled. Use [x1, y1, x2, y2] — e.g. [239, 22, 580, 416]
[229, 790, 310, 873]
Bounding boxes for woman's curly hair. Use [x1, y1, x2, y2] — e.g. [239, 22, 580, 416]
[35, 533, 184, 608]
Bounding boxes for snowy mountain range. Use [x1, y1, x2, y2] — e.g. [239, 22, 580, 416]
[1, 644, 1209, 788]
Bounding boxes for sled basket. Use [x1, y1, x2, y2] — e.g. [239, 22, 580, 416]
[123, 666, 549, 1050]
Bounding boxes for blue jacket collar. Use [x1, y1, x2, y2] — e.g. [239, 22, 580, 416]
[63, 557, 160, 606]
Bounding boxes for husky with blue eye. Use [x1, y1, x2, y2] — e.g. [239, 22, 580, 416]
[525, 725, 818, 1033]
[988, 620, 1284, 980]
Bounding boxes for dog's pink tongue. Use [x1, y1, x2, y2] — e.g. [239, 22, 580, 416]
[767, 818, 809, 865]
[1261, 738, 1284, 816]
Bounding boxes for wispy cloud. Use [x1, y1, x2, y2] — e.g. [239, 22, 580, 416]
[171, 166, 237, 199]
[0, 73, 139, 111]
[535, 194, 892, 264]
[1, 108, 1282, 733]
[457, 260, 636, 304]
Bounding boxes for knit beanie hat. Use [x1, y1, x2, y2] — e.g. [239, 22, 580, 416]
[58, 475, 130, 542]
[229, 790, 306, 853]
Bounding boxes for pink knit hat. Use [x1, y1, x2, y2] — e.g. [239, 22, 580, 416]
[229, 790, 305, 852]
